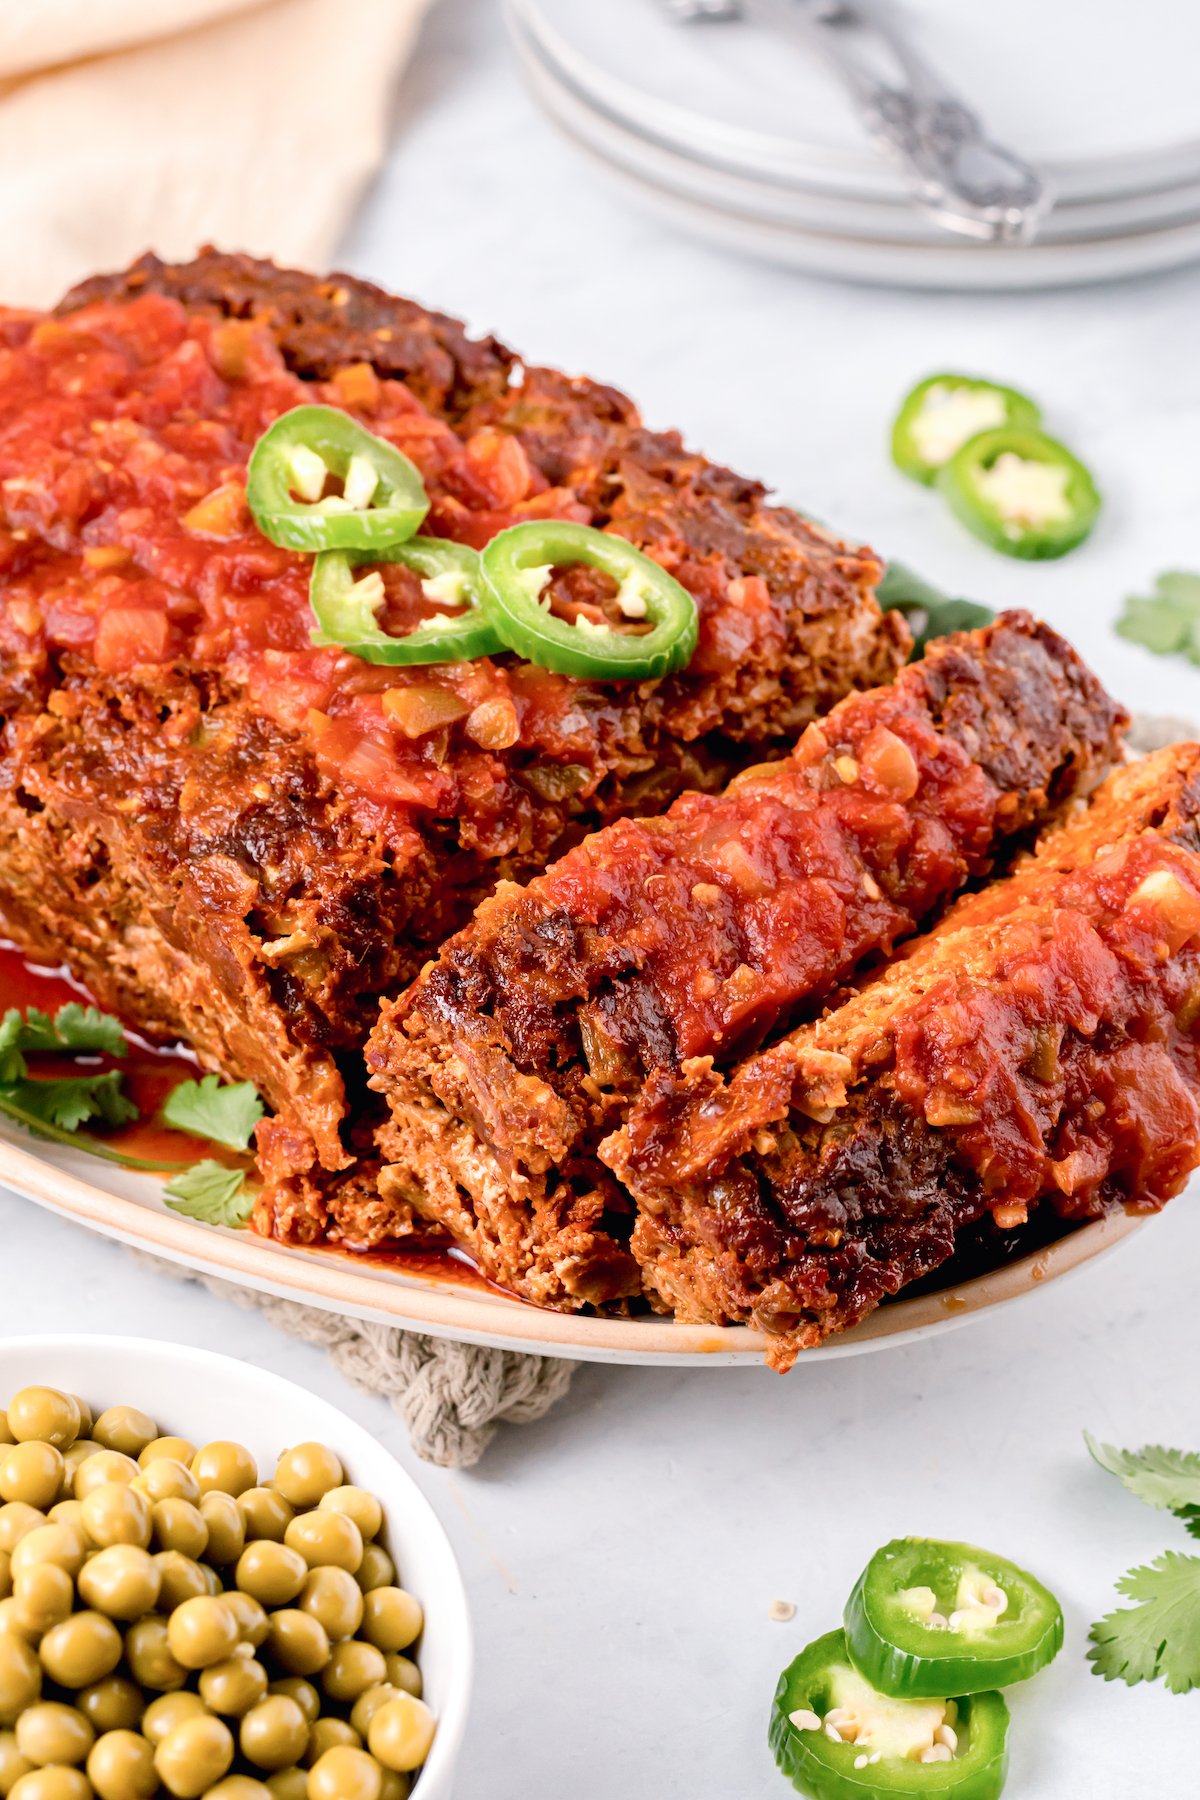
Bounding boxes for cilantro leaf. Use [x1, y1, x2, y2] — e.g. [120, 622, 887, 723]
[161, 1075, 264, 1152]
[0, 1003, 127, 1079]
[5, 1071, 137, 1134]
[1115, 569, 1200, 663]
[164, 1161, 256, 1229]
[1089, 1552, 1200, 1693]
[876, 560, 992, 656]
[1086, 1433, 1200, 1517]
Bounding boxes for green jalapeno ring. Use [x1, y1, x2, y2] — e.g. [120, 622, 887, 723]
[844, 1539, 1064, 1701]
[770, 1630, 1009, 1800]
[891, 375, 1041, 485]
[936, 426, 1100, 561]
[310, 538, 506, 666]
[247, 404, 429, 553]
[479, 520, 698, 681]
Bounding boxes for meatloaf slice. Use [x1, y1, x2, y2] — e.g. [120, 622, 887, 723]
[0, 252, 907, 1170]
[605, 745, 1200, 1367]
[365, 614, 1125, 1304]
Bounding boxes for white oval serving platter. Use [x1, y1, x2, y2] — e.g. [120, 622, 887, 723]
[0, 1118, 1144, 1369]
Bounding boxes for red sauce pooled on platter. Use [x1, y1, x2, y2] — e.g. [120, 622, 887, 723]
[0, 939, 488, 1288]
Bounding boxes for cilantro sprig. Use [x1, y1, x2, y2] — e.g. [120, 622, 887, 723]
[1090, 1554, 1200, 1693]
[1087, 1433, 1200, 1691]
[0, 1003, 263, 1221]
[876, 560, 992, 656]
[164, 1161, 257, 1229]
[1115, 569, 1200, 664]
[161, 1075, 264, 1153]
[0, 1003, 167, 1169]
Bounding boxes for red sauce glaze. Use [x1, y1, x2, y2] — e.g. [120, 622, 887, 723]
[542, 697, 994, 1061]
[328, 1241, 495, 1296]
[893, 839, 1200, 1213]
[0, 293, 740, 847]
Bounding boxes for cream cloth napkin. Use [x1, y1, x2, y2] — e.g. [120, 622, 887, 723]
[0, 0, 431, 308]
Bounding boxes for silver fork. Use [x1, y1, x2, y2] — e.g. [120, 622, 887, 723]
[663, 0, 1050, 242]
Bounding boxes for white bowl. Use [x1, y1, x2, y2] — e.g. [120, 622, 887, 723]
[0, 1335, 472, 1800]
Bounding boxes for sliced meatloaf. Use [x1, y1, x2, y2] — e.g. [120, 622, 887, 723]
[605, 746, 1200, 1366]
[0, 251, 906, 1173]
[365, 615, 1125, 1304]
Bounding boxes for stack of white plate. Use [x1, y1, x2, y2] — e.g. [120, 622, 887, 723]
[506, 0, 1200, 289]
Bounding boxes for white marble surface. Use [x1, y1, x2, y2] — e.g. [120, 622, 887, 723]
[7, 2, 1200, 1795]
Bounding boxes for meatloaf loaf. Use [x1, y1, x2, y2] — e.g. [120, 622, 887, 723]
[0, 251, 907, 1175]
[365, 614, 1126, 1306]
[605, 745, 1200, 1366]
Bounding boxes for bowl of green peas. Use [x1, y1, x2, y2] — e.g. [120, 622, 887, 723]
[0, 1337, 472, 1800]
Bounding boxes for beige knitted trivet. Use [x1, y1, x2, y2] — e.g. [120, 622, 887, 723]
[135, 1251, 574, 1469]
[136, 713, 1194, 1466]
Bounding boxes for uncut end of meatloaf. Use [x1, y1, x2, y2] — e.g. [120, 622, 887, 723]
[363, 614, 1125, 1307]
[59, 250, 911, 753]
[1, 250, 907, 1175]
[606, 744, 1200, 1368]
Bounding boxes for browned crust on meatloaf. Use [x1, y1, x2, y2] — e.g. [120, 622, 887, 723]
[364, 615, 1125, 1305]
[606, 746, 1200, 1366]
[2, 251, 908, 1179]
[60, 250, 518, 422]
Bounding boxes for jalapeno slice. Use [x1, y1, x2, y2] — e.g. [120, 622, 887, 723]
[844, 1539, 1063, 1700]
[770, 1630, 1008, 1800]
[479, 521, 698, 680]
[936, 427, 1100, 560]
[247, 404, 429, 552]
[891, 375, 1041, 485]
[310, 538, 505, 665]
